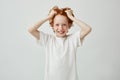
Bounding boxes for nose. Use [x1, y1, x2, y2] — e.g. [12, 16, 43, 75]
[59, 25, 63, 30]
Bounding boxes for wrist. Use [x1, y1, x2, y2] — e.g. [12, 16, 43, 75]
[47, 15, 53, 20]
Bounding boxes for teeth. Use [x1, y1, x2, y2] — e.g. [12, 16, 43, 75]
[57, 31, 64, 34]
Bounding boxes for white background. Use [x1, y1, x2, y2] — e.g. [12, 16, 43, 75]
[0, 0, 120, 80]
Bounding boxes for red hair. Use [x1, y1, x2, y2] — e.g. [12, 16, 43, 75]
[49, 6, 74, 28]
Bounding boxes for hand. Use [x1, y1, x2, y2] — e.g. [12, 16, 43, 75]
[65, 9, 74, 20]
[48, 6, 58, 19]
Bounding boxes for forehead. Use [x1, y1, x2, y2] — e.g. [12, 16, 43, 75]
[54, 15, 69, 24]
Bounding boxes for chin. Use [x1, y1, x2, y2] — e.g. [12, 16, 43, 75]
[57, 34, 67, 37]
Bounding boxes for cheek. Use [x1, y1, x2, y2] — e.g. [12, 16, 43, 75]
[52, 26, 57, 31]
[65, 26, 69, 30]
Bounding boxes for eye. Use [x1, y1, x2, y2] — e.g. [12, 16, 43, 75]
[62, 24, 67, 26]
[55, 24, 59, 26]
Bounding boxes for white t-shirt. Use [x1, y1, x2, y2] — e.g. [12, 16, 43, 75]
[37, 30, 82, 80]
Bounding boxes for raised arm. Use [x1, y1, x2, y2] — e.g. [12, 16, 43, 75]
[28, 9, 57, 40]
[65, 10, 92, 41]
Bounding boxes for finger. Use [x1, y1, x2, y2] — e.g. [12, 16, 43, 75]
[52, 6, 58, 11]
[53, 10, 58, 15]
[53, 6, 58, 9]
[65, 10, 73, 14]
[65, 7, 71, 10]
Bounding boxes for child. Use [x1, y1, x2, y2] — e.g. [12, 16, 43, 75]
[28, 6, 91, 80]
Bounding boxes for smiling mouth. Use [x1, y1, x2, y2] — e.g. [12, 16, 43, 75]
[57, 31, 65, 34]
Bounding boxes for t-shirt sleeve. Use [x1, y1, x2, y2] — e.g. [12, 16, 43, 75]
[36, 31, 50, 46]
[71, 30, 84, 47]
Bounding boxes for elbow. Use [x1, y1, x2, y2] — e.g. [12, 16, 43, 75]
[28, 27, 32, 33]
[88, 26, 92, 33]
[28, 27, 35, 33]
[80, 26, 92, 39]
[82, 26, 92, 33]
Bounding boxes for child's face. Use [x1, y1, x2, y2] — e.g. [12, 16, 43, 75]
[53, 14, 70, 37]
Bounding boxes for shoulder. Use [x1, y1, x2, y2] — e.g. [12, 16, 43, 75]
[39, 31, 53, 38]
[37, 31, 54, 45]
[67, 30, 82, 47]
[68, 30, 80, 38]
